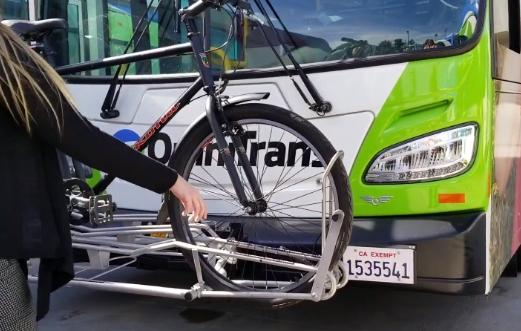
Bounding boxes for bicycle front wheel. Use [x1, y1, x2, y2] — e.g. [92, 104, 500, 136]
[167, 103, 353, 306]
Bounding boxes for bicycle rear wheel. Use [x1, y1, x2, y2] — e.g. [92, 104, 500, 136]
[167, 103, 353, 307]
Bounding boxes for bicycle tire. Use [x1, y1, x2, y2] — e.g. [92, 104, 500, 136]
[167, 103, 353, 307]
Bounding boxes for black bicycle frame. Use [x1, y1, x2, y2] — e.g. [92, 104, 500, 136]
[89, 1, 262, 207]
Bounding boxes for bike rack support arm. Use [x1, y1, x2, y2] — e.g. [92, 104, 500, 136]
[56, 43, 193, 76]
[39, 150, 350, 304]
[311, 209, 344, 301]
[322, 150, 344, 252]
[28, 276, 193, 300]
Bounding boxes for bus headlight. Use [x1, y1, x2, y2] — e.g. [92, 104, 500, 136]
[364, 124, 477, 183]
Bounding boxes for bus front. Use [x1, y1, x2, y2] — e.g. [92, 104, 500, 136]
[40, 0, 520, 294]
[243, 0, 516, 295]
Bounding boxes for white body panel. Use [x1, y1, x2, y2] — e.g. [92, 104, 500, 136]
[69, 64, 407, 211]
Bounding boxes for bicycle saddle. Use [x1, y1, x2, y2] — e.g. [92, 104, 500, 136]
[2, 18, 68, 36]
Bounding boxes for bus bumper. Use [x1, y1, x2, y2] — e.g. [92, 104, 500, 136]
[349, 211, 487, 295]
[72, 211, 487, 295]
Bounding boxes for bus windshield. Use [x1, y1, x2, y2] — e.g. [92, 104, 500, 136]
[245, 0, 480, 68]
[39, 0, 482, 74]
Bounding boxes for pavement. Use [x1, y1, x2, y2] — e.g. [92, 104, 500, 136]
[30, 260, 521, 331]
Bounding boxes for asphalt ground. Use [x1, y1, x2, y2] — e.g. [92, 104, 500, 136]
[31, 260, 520, 331]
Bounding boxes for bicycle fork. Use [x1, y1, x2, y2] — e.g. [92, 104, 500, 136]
[205, 96, 263, 210]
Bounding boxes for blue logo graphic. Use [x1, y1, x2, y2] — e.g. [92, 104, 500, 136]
[113, 129, 139, 143]
[112, 128, 174, 164]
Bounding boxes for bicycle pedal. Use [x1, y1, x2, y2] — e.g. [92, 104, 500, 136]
[89, 194, 114, 226]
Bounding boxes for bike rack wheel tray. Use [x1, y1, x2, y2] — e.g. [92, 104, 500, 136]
[28, 151, 349, 303]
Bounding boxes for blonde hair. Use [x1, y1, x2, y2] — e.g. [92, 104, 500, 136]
[0, 23, 78, 135]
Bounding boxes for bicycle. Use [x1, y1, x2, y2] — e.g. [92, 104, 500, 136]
[3, 0, 353, 306]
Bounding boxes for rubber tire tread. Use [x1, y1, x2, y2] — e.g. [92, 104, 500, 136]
[167, 103, 353, 307]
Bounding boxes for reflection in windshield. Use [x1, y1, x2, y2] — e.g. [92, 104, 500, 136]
[243, 0, 480, 68]
[0, 0, 28, 20]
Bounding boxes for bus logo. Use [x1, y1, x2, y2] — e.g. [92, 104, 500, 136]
[360, 196, 393, 206]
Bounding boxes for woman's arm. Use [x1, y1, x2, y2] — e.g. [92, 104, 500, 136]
[0, 37, 206, 221]
[21, 66, 178, 194]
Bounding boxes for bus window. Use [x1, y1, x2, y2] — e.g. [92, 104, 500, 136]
[1, 0, 29, 20]
[42, 0, 195, 75]
[42, 0, 481, 75]
[208, 7, 247, 71]
[493, 0, 521, 83]
[241, 0, 479, 68]
[67, 1, 81, 65]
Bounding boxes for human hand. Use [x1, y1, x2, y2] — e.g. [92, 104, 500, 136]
[170, 176, 207, 222]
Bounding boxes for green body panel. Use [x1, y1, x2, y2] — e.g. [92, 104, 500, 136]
[460, 19, 475, 39]
[350, 16, 493, 217]
[86, 170, 103, 189]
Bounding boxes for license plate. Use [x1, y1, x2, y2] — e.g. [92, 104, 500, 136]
[150, 233, 168, 238]
[343, 246, 415, 284]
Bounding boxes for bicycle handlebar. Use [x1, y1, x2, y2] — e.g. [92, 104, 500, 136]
[182, 0, 251, 18]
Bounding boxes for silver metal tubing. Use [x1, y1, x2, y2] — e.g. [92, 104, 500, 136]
[72, 238, 184, 257]
[71, 224, 172, 232]
[232, 280, 293, 288]
[113, 213, 159, 218]
[28, 276, 191, 299]
[198, 291, 313, 300]
[71, 222, 216, 237]
[73, 236, 157, 248]
[172, 241, 317, 272]
[73, 229, 173, 237]
[36, 150, 349, 304]
[311, 209, 344, 301]
[73, 226, 319, 263]
[195, 236, 321, 262]
[111, 216, 158, 222]
[72, 226, 320, 264]
[321, 150, 344, 253]
[75, 237, 316, 272]
[72, 243, 142, 256]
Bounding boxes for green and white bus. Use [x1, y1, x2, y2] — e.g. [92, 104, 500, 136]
[36, 0, 521, 295]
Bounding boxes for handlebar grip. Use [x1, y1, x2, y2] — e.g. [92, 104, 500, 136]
[183, 0, 211, 17]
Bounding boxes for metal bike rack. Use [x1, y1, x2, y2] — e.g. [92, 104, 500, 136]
[28, 151, 349, 303]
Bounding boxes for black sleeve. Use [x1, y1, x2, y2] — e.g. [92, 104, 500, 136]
[7, 60, 178, 194]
